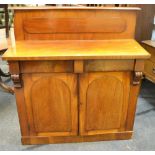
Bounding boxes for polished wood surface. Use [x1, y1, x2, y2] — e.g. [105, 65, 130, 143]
[21, 131, 132, 145]
[23, 16, 126, 34]
[9, 60, 141, 145]
[74, 60, 84, 73]
[3, 7, 149, 144]
[23, 73, 78, 136]
[85, 60, 135, 71]
[2, 40, 150, 61]
[79, 72, 130, 135]
[20, 61, 73, 73]
[125, 77, 141, 130]
[13, 9, 138, 40]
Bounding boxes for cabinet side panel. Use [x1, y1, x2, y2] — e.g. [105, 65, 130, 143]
[14, 88, 30, 136]
[8, 61, 30, 136]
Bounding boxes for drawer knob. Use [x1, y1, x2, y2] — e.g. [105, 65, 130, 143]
[153, 68, 155, 74]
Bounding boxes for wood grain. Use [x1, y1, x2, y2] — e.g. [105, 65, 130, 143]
[20, 61, 73, 73]
[14, 87, 30, 136]
[85, 60, 134, 71]
[134, 60, 145, 71]
[3, 7, 148, 144]
[13, 9, 138, 40]
[23, 17, 126, 34]
[79, 72, 130, 135]
[21, 131, 133, 145]
[8, 62, 29, 136]
[2, 40, 150, 61]
[8, 61, 20, 74]
[23, 73, 78, 136]
[74, 60, 84, 73]
[125, 74, 141, 131]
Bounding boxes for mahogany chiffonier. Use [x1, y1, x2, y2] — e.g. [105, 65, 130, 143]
[2, 7, 150, 145]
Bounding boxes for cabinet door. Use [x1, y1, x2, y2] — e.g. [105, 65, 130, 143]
[23, 73, 78, 136]
[79, 72, 131, 135]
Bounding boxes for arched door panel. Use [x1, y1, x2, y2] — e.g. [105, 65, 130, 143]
[23, 73, 78, 136]
[79, 72, 130, 135]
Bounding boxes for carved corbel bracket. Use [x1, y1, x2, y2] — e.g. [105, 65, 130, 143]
[133, 71, 143, 85]
[11, 74, 22, 88]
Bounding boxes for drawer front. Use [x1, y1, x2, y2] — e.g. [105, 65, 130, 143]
[85, 60, 134, 72]
[20, 60, 135, 74]
[144, 60, 155, 79]
[20, 61, 73, 73]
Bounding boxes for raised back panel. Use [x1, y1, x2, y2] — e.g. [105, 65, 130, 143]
[23, 17, 126, 34]
[14, 9, 137, 40]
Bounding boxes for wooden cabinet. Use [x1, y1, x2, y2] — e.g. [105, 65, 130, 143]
[79, 72, 130, 135]
[6, 58, 149, 144]
[2, 7, 150, 145]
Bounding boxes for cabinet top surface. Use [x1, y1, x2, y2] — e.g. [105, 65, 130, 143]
[2, 39, 150, 61]
[9, 6, 141, 11]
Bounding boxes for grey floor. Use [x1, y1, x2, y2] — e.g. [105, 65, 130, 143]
[0, 59, 155, 151]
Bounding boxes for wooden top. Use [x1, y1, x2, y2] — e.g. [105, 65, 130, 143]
[9, 6, 141, 11]
[2, 39, 150, 61]
[142, 40, 155, 48]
